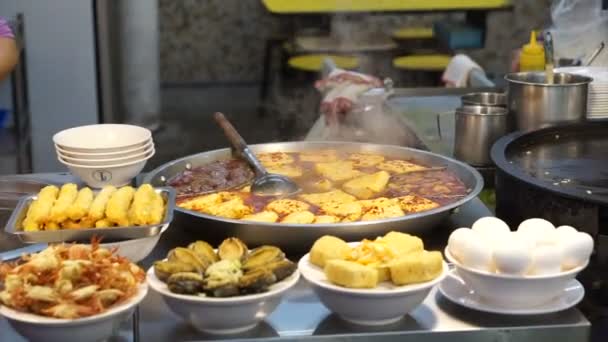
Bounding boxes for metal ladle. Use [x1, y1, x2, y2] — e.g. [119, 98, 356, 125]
[213, 112, 300, 197]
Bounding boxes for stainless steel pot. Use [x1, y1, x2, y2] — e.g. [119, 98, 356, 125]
[454, 106, 508, 166]
[505, 72, 592, 132]
[461, 92, 507, 107]
[143, 142, 483, 252]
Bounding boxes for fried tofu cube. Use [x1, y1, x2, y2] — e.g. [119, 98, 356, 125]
[389, 251, 443, 285]
[299, 150, 339, 163]
[312, 179, 333, 192]
[281, 211, 315, 224]
[382, 231, 424, 255]
[257, 152, 294, 167]
[324, 260, 378, 288]
[369, 262, 391, 283]
[178, 193, 222, 211]
[266, 164, 303, 178]
[206, 198, 252, 219]
[395, 195, 439, 213]
[299, 189, 356, 209]
[348, 153, 385, 168]
[358, 197, 397, 211]
[266, 199, 310, 216]
[322, 202, 362, 222]
[310, 235, 350, 267]
[315, 161, 362, 182]
[342, 171, 390, 199]
[360, 202, 405, 221]
[241, 211, 279, 223]
[314, 215, 340, 224]
[377, 160, 428, 174]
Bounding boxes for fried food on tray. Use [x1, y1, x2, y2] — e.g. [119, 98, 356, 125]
[48, 184, 79, 224]
[376, 160, 428, 174]
[173, 151, 468, 224]
[105, 186, 135, 226]
[281, 211, 315, 224]
[88, 186, 117, 221]
[342, 171, 390, 199]
[22, 185, 59, 231]
[0, 239, 145, 319]
[309, 232, 443, 288]
[19, 184, 166, 231]
[67, 187, 94, 221]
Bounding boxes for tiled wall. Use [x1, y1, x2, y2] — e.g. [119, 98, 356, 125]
[159, 0, 551, 83]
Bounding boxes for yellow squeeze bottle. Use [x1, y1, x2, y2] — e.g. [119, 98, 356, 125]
[519, 31, 545, 72]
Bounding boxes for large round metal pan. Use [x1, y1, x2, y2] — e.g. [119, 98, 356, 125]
[144, 142, 483, 252]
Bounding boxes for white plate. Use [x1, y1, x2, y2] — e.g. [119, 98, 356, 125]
[438, 269, 584, 315]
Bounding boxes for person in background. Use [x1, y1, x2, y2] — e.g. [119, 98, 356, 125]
[0, 17, 18, 81]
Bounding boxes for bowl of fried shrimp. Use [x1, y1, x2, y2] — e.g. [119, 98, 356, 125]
[0, 242, 147, 342]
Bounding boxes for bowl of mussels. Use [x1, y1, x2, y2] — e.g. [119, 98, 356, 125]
[146, 237, 300, 334]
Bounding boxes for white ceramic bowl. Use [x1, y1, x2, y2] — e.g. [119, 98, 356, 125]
[298, 249, 448, 325]
[444, 248, 588, 309]
[0, 283, 148, 342]
[147, 266, 300, 334]
[53, 124, 151, 152]
[57, 146, 155, 166]
[59, 156, 150, 188]
[101, 224, 169, 263]
[55, 139, 153, 159]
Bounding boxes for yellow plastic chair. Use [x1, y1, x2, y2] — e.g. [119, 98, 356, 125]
[287, 54, 359, 72]
[393, 54, 451, 71]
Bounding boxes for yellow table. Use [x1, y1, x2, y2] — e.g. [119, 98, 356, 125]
[393, 54, 452, 71]
[288, 54, 359, 72]
[262, 0, 511, 13]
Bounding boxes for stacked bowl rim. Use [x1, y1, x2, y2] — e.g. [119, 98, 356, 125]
[57, 144, 155, 165]
[53, 124, 152, 152]
[55, 139, 154, 158]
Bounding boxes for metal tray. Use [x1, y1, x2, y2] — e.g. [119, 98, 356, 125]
[5, 187, 176, 243]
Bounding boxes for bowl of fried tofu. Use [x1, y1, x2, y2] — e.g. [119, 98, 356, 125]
[298, 233, 448, 325]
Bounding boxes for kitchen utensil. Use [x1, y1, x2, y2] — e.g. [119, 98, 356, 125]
[584, 41, 604, 66]
[5, 187, 175, 243]
[214, 112, 300, 197]
[143, 141, 483, 252]
[439, 269, 585, 315]
[505, 72, 592, 131]
[461, 92, 506, 107]
[445, 248, 587, 309]
[454, 106, 508, 166]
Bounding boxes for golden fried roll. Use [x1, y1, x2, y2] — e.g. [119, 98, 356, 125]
[150, 192, 165, 224]
[128, 184, 156, 226]
[105, 186, 135, 226]
[61, 220, 82, 229]
[22, 185, 59, 231]
[88, 186, 117, 221]
[95, 219, 114, 228]
[66, 188, 94, 221]
[49, 183, 79, 223]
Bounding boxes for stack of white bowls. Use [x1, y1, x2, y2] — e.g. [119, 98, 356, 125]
[53, 124, 154, 188]
[556, 66, 608, 120]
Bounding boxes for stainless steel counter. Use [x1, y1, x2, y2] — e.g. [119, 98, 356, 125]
[0, 172, 591, 342]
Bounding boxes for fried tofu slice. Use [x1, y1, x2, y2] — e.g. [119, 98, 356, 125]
[314, 215, 340, 224]
[105, 186, 135, 227]
[257, 152, 294, 167]
[281, 211, 315, 224]
[178, 193, 222, 211]
[66, 187, 94, 221]
[242, 211, 279, 223]
[266, 199, 310, 216]
[369, 263, 391, 283]
[323, 202, 362, 222]
[310, 235, 350, 268]
[342, 171, 390, 199]
[395, 195, 439, 213]
[324, 260, 378, 288]
[22, 185, 59, 231]
[49, 184, 79, 224]
[358, 197, 397, 211]
[377, 160, 428, 174]
[239, 185, 251, 193]
[348, 153, 385, 168]
[311, 179, 333, 192]
[389, 251, 443, 285]
[360, 202, 405, 221]
[299, 189, 356, 209]
[299, 150, 339, 163]
[266, 164, 303, 178]
[315, 161, 362, 182]
[88, 186, 117, 221]
[382, 231, 424, 256]
[205, 197, 252, 219]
